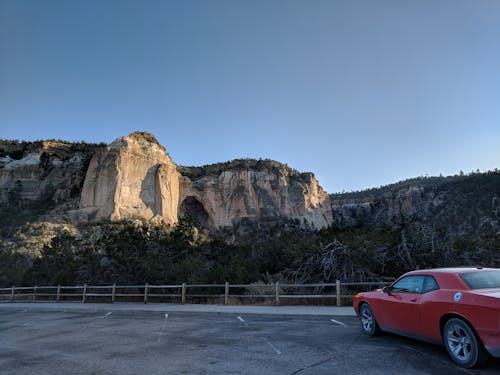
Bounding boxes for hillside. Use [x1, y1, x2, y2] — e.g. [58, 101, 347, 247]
[0, 133, 498, 287]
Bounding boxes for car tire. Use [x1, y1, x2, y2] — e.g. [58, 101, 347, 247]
[359, 303, 379, 336]
[443, 318, 487, 368]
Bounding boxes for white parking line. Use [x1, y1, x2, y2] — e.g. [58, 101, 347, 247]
[330, 318, 346, 327]
[261, 337, 282, 355]
[103, 312, 112, 318]
[156, 313, 169, 342]
[236, 315, 279, 354]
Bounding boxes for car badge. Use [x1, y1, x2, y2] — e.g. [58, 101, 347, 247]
[453, 292, 462, 302]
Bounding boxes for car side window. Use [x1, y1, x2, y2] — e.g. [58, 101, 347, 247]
[391, 276, 425, 293]
[422, 276, 439, 293]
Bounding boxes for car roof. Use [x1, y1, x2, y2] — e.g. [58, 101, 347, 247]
[405, 267, 499, 276]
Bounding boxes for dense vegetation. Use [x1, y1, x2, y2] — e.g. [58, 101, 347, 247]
[0, 139, 105, 160]
[1, 215, 498, 288]
[178, 158, 301, 179]
[0, 169, 499, 288]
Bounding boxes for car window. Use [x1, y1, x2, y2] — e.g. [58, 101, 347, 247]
[460, 271, 500, 289]
[422, 276, 439, 293]
[391, 275, 425, 293]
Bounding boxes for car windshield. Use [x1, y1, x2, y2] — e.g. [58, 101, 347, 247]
[460, 271, 500, 289]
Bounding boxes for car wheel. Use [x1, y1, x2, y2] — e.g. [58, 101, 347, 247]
[359, 303, 378, 336]
[443, 318, 486, 368]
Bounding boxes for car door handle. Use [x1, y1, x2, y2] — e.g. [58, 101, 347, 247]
[410, 298, 418, 302]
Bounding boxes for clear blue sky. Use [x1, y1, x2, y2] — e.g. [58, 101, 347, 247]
[1, 0, 499, 193]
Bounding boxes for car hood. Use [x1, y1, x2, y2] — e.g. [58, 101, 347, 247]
[470, 288, 500, 299]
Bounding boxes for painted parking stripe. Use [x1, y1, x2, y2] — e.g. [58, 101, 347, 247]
[156, 313, 169, 343]
[261, 337, 282, 355]
[237, 316, 245, 323]
[103, 312, 112, 318]
[330, 318, 346, 327]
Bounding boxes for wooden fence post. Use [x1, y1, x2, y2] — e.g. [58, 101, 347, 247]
[11, 286, 15, 302]
[275, 281, 280, 305]
[224, 282, 229, 305]
[56, 285, 61, 302]
[144, 283, 149, 304]
[181, 283, 186, 304]
[336, 280, 341, 307]
[112, 284, 116, 303]
[82, 284, 87, 303]
[33, 285, 37, 302]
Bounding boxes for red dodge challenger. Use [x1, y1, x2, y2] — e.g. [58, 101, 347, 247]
[353, 267, 500, 368]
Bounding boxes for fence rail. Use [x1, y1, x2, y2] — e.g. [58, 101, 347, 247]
[0, 280, 392, 306]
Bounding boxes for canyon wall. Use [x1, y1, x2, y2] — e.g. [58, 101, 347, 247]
[0, 132, 334, 256]
[75, 132, 332, 229]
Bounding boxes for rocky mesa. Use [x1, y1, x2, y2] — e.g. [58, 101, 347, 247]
[0, 132, 333, 232]
[79, 132, 332, 229]
[2, 131, 497, 246]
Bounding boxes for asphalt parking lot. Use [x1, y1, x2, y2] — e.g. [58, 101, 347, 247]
[1, 304, 499, 375]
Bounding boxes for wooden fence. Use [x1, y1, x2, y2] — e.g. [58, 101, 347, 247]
[0, 281, 392, 307]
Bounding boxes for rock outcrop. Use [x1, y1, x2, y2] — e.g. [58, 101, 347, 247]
[78, 133, 332, 229]
[330, 185, 430, 228]
[1, 132, 333, 232]
[79, 132, 180, 224]
[178, 162, 332, 230]
[3, 132, 498, 241]
[0, 140, 101, 207]
[1, 133, 499, 259]
[330, 173, 500, 238]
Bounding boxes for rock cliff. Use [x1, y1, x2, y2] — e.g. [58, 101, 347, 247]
[76, 133, 332, 230]
[178, 160, 332, 230]
[79, 132, 180, 224]
[78, 133, 332, 229]
[3, 132, 497, 244]
[330, 173, 500, 238]
[0, 133, 333, 233]
[0, 140, 101, 208]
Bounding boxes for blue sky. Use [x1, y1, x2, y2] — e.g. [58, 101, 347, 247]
[1, 0, 499, 193]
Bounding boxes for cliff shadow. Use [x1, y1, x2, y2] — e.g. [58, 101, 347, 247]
[139, 166, 159, 215]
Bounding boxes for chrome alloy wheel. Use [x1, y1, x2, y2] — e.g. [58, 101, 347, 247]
[443, 318, 484, 368]
[359, 304, 377, 335]
[447, 325, 472, 361]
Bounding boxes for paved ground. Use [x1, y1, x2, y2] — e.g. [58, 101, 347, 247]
[0, 302, 356, 317]
[1, 303, 499, 374]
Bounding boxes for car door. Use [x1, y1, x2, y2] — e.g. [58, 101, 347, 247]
[376, 275, 424, 336]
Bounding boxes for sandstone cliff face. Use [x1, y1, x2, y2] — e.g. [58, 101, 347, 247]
[78, 133, 332, 230]
[179, 165, 332, 230]
[1, 133, 498, 258]
[79, 133, 180, 224]
[0, 132, 333, 232]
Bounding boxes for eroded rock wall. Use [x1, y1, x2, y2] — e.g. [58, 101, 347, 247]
[0, 140, 100, 208]
[179, 167, 333, 230]
[1, 133, 334, 231]
[78, 133, 333, 230]
[79, 133, 180, 224]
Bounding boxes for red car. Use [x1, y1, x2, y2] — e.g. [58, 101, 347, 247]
[353, 267, 500, 368]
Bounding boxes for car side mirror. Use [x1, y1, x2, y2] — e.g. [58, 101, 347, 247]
[383, 286, 392, 294]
